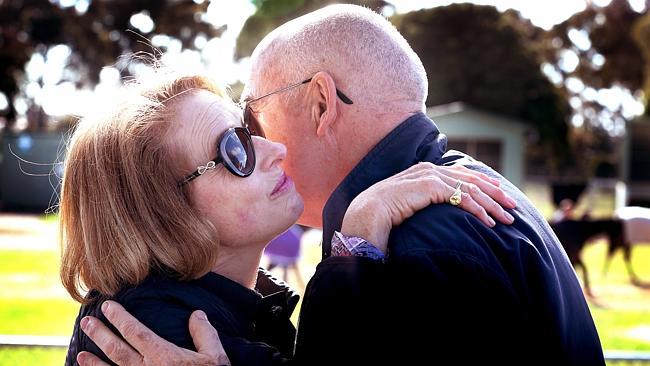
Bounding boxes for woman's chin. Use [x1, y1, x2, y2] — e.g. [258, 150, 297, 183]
[285, 192, 305, 222]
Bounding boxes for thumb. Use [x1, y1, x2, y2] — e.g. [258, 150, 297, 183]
[189, 310, 231, 365]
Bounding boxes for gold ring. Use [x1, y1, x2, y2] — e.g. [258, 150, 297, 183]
[449, 180, 463, 206]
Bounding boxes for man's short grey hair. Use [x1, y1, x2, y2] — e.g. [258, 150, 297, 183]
[248, 4, 428, 108]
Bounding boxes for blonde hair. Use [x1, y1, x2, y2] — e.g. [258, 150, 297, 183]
[60, 72, 225, 303]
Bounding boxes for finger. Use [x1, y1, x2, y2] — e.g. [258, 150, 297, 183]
[451, 179, 514, 225]
[101, 300, 168, 360]
[77, 351, 112, 366]
[469, 177, 516, 209]
[439, 174, 509, 223]
[80, 315, 143, 365]
[442, 167, 516, 209]
[189, 310, 231, 365]
[452, 165, 501, 186]
[452, 191, 495, 227]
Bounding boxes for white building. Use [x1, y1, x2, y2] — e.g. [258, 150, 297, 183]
[427, 102, 529, 188]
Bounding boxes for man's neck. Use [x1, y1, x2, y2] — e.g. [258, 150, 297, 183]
[297, 109, 421, 229]
[320, 111, 443, 257]
[341, 109, 417, 162]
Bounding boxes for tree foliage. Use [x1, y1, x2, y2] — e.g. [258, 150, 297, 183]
[3, 0, 648, 175]
[235, 0, 390, 59]
[0, 0, 223, 130]
[543, 0, 647, 132]
[392, 4, 571, 170]
[546, 0, 646, 94]
[633, 11, 650, 100]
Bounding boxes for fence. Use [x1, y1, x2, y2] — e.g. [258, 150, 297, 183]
[1, 335, 650, 365]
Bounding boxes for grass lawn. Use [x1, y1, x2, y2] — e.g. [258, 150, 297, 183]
[0, 246, 80, 365]
[0, 348, 67, 366]
[583, 242, 650, 352]
[0, 208, 649, 365]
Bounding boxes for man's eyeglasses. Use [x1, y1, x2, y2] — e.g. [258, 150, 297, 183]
[241, 77, 354, 138]
[178, 127, 256, 186]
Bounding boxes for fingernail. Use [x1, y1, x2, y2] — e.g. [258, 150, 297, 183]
[101, 301, 110, 314]
[77, 352, 88, 364]
[80, 316, 91, 330]
[505, 212, 515, 222]
[508, 198, 517, 208]
[194, 310, 208, 321]
[489, 217, 496, 227]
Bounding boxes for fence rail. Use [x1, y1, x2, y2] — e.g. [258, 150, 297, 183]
[605, 350, 650, 363]
[0, 335, 69, 348]
[1, 335, 650, 364]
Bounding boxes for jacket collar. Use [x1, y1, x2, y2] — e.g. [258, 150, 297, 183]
[193, 268, 298, 329]
[321, 112, 447, 258]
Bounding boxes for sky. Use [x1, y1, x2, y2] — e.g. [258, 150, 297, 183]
[6, 0, 647, 131]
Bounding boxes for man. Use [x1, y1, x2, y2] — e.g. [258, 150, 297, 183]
[78, 4, 603, 365]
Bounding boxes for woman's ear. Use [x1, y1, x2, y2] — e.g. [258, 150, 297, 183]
[309, 71, 339, 138]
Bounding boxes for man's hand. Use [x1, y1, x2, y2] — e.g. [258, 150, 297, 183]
[77, 300, 230, 366]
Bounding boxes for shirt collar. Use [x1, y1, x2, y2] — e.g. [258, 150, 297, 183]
[321, 112, 447, 257]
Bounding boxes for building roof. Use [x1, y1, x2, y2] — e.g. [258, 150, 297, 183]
[427, 101, 528, 127]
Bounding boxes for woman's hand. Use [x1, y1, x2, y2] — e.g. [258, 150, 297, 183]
[341, 162, 517, 253]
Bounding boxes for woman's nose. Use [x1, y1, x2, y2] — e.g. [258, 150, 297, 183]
[254, 137, 287, 171]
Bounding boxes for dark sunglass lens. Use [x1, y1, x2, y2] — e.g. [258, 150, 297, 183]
[244, 105, 266, 138]
[221, 129, 255, 176]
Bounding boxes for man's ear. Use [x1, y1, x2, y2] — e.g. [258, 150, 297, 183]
[309, 71, 339, 138]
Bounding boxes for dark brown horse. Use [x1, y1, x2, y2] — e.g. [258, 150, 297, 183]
[550, 219, 645, 297]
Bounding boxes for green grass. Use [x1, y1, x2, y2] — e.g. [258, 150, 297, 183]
[0, 249, 60, 275]
[0, 248, 79, 365]
[0, 298, 79, 335]
[0, 348, 68, 365]
[593, 307, 650, 351]
[0, 249, 79, 336]
[582, 242, 650, 352]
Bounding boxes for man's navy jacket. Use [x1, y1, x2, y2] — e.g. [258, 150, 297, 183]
[294, 113, 604, 365]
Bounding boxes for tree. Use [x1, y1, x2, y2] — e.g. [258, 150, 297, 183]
[0, 0, 223, 131]
[632, 7, 650, 113]
[392, 4, 571, 172]
[539, 0, 650, 177]
[543, 1, 650, 126]
[235, 0, 390, 59]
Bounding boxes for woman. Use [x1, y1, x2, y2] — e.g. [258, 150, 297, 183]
[61, 71, 512, 365]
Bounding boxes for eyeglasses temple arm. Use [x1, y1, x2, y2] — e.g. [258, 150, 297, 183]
[245, 77, 353, 105]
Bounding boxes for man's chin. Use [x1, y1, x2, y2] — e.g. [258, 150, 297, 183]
[296, 210, 323, 229]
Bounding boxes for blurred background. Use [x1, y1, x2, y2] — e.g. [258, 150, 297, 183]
[0, 0, 649, 364]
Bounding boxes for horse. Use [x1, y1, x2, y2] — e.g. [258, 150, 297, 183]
[551, 219, 625, 297]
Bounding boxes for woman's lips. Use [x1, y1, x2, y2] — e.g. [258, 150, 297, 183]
[271, 173, 293, 197]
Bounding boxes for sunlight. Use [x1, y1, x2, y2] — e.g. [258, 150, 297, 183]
[130, 11, 155, 34]
[0, 92, 8, 111]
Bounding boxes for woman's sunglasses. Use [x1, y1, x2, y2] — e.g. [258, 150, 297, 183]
[179, 77, 353, 186]
[178, 127, 256, 186]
